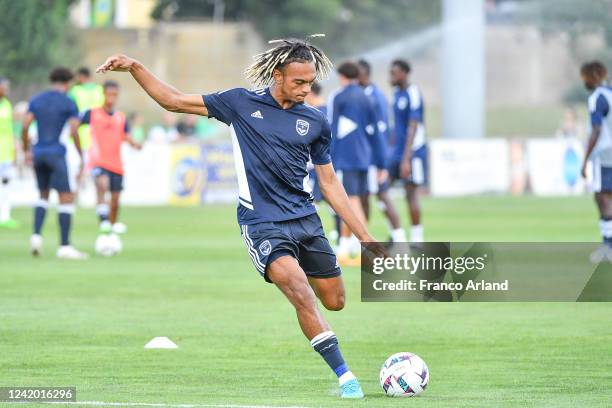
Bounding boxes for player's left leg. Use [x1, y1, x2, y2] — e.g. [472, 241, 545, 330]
[93, 168, 111, 233]
[0, 164, 19, 228]
[308, 276, 345, 311]
[108, 171, 126, 234]
[110, 192, 120, 224]
[377, 176, 406, 242]
[405, 183, 422, 242]
[337, 170, 368, 263]
[360, 193, 370, 221]
[298, 213, 346, 311]
[405, 146, 428, 243]
[54, 155, 88, 259]
[591, 163, 612, 262]
[30, 155, 52, 256]
[267, 256, 363, 398]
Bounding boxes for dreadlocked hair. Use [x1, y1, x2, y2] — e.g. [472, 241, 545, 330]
[245, 34, 333, 88]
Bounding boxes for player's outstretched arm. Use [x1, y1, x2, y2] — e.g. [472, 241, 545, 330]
[96, 55, 208, 116]
[316, 163, 374, 242]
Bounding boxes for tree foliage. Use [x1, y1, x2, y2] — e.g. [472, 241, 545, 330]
[0, 0, 81, 90]
[151, 0, 440, 56]
[521, 0, 612, 64]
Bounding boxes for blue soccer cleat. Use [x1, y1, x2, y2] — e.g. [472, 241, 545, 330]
[340, 378, 364, 399]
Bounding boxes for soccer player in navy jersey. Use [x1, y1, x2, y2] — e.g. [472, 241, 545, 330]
[21, 68, 88, 259]
[580, 61, 612, 263]
[357, 59, 406, 243]
[328, 61, 387, 264]
[96, 38, 385, 398]
[389, 59, 427, 243]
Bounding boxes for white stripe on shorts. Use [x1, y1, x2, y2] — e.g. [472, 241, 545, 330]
[593, 157, 602, 192]
[241, 225, 265, 272]
[411, 156, 424, 185]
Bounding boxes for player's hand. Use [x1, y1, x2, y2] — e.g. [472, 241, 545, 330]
[581, 162, 587, 178]
[377, 168, 388, 184]
[361, 239, 389, 265]
[96, 55, 136, 73]
[400, 159, 411, 179]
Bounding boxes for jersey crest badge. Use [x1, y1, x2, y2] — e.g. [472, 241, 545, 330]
[397, 96, 408, 110]
[259, 240, 272, 256]
[296, 119, 310, 136]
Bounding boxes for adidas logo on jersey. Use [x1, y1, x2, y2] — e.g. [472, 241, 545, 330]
[251, 110, 263, 119]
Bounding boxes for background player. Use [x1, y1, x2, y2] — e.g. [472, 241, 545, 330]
[328, 61, 386, 264]
[357, 59, 406, 242]
[389, 59, 427, 243]
[69, 67, 104, 149]
[96, 38, 386, 398]
[0, 76, 18, 229]
[580, 61, 612, 262]
[68, 67, 104, 194]
[22, 68, 88, 259]
[80, 80, 142, 236]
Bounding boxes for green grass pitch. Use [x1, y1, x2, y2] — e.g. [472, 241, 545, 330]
[0, 196, 610, 407]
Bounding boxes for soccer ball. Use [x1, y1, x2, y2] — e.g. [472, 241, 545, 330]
[380, 352, 429, 397]
[95, 234, 122, 256]
[108, 233, 123, 254]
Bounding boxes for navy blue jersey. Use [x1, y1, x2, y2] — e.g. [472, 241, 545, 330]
[203, 87, 331, 225]
[364, 83, 390, 142]
[28, 90, 79, 156]
[392, 84, 426, 163]
[590, 86, 611, 126]
[328, 83, 385, 171]
[315, 104, 327, 118]
[364, 83, 391, 164]
[588, 85, 612, 164]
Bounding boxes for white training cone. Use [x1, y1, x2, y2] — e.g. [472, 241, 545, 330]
[144, 337, 178, 349]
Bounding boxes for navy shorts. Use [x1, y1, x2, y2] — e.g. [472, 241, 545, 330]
[33, 152, 71, 193]
[337, 169, 369, 196]
[92, 167, 123, 192]
[240, 213, 341, 283]
[389, 144, 428, 186]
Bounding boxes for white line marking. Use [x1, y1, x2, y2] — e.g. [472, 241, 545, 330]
[41, 401, 310, 408]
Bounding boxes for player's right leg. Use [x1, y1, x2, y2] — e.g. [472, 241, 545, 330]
[267, 256, 363, 398]
[30, 189, 49, 257]
[404, 146, 428, 243]
[108, 170, 126, 234]
[52, 154, 88, 260]
[336, 170, 368, 264]
[405, 183, 423, 242]
[93, 167, 112, 233]
[376, 172, 406, 242]
[590, 161, 612, 262]
[30, 155, 52, 256]
[0, 163, 19, 228]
